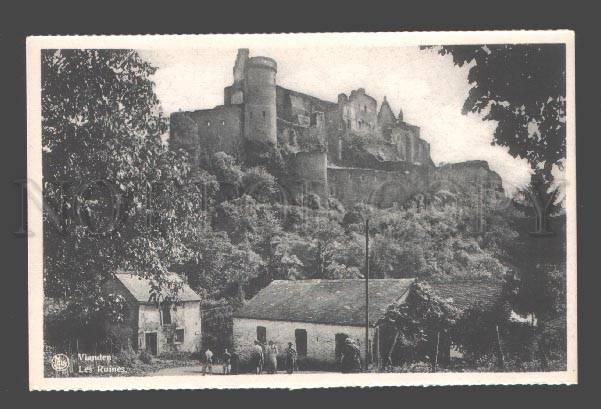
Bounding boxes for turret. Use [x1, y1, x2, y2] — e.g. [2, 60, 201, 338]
[243, 56, 278, 145]
[377, 96, 396, 129]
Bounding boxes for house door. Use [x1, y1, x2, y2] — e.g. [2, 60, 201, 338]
[145, 332, 158, 355]
[335, 333, 348, 361]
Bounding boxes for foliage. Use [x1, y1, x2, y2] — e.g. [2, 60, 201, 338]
[139, 349, 153, 364]
[505, 265, 566, 322]
[42, 49, 210, 312]
[200, 301, 234, 354]
[44, 294, 130, 352]
[381, 282, 458, 362]
[426, 44, 566, 233]
[428, 44, 565, 175]
[241, 166, 279, 203]
[512, 171, 563, 234]
[451, 301, 511, 361]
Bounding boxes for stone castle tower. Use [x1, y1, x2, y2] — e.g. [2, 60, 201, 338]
[224, 49, 278, 145]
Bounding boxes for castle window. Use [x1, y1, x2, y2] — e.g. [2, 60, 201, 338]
[346, 119, 351, 128]
[220, 120, 225, 126]
[363, 105, 367, 112]
[262, 110, 266, 119]
[206, 120, 211, 127]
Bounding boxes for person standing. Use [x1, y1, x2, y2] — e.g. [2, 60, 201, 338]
[340, 338, 361, 373]
[252, 340, 264, 375]
[285, 342, 297, 374]
[203, 347, 213, 375]
[266, 341, 278, 374]
[222, 348, 231, 375]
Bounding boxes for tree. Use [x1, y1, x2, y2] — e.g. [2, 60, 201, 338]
[240, 166, 280, 204]
[42, 50, 209, 315]
[427, 44, 566, 233]
[380, 282, 457, 368]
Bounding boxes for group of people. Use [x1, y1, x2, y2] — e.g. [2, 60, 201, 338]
[251, 340, 298, 375]
[200, 341, 297, 375]
[201, 347, 234, 375]
[200, 337, 360, 375]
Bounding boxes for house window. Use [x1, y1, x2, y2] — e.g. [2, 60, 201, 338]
[295, 329, 307, 356]
[346, 119, 351, 128]
[257, 326, 267, 344]
[161, 303, 172, 325]
[174, 328, 185, 344]
[220, 120, 225, 126]
[206, 120, 211, 127]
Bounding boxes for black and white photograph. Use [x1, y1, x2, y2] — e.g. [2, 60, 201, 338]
[26, 32, 576, 390]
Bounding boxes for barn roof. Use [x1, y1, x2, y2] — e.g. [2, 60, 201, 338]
[114, 272, 201, 303]
[427, 280, 505, 312]
[234, 279, 414, 327]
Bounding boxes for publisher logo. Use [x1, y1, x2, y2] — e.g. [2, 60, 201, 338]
[51, 354, 70, 372]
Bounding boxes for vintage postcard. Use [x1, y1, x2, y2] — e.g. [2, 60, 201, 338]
[26, 31, 576, 390]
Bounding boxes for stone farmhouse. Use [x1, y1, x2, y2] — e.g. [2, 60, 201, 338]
[170, 48, 505, 209]
[103, 272, 202, 356]
[233, 279, 504, 366]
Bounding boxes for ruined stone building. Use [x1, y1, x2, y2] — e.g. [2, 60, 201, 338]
[170, 49, 505, 208]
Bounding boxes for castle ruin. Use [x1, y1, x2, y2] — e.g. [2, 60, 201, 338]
[170, 49, 505, 208]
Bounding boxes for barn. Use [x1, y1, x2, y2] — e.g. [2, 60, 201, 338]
[103, 272, 202, 356]
[232, 279, 414, 365]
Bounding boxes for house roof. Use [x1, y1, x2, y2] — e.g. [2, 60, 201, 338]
[427, 280, 505, 312]
[114, 272, 201, 303]
[234, 279, 414, 327]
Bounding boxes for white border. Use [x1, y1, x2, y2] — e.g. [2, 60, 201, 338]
[27, 31, 577, 390]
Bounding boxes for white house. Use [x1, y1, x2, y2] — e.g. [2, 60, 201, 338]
[103, 272, 202, 355]
[232, 279, 414, 364]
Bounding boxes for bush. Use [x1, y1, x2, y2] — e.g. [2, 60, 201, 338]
[139, 350, 153, 364]
[392, 361, 432, 373]
[158, 351, 192, 361]
[307, 193, 321, 210]
[113, 349, 137, 367]
[295, 356, 337, 372]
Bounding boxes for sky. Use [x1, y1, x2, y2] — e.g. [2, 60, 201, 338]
[138, 46, 532, 193]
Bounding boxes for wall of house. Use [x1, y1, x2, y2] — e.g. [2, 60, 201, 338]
[137, 301, 202, 355]
[233, 318, 376, 363]
[101, 279, 139, 351]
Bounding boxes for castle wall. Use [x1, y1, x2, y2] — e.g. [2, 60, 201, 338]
[433, 161, 505, 201]
[170, 105, 244, 169]
[388, 122, 423, 163]
[327, 166, 430, 208]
